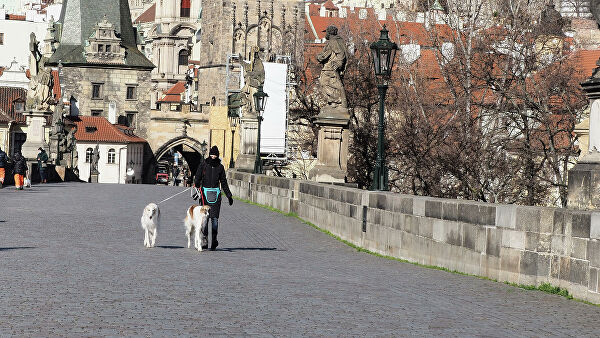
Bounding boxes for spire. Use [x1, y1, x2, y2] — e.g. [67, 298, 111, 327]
[48, 0, 154, 69]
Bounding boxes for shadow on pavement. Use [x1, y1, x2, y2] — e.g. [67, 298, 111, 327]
[218, 247, 281, 252]
[0, 247, 35, 251]
[156, 245, 185, 249]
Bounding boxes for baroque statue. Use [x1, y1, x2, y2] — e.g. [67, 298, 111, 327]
[316, 25, 349, 118]
[241, 46, 265, 115]
[91, 144, 100, 173]
[27, 33, 54, 111]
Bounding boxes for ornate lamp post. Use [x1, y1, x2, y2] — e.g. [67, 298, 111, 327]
[370, 25, 398, 191]
[253, 86, 268, 174]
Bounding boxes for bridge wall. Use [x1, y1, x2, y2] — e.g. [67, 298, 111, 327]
[227, 171, 600, 303]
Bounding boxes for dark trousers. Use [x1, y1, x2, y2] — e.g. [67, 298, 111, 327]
[201, 218, 218, 248]
[39, 168, 47, 181]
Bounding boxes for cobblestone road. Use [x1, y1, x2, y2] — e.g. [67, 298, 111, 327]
[1, 183, 600, 336]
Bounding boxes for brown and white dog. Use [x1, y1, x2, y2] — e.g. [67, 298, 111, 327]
[141, 203, 160, 248]
[184, 205, 211, 251]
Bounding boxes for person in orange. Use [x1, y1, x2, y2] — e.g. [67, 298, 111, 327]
[12, 151, 27, 190]
[0, 147, 6, 188]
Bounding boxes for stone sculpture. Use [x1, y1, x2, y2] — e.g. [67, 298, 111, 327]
[27, 33, 54, 111]
[91, 144, 100, 173]
[241, 46, 265, 115]
[316, 25, 349, 118]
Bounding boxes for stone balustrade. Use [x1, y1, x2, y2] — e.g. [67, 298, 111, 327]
[227, 170, 600, 303]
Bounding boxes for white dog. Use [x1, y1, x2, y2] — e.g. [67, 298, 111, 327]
[184, 205, 211, 251]
[141, 203, 160, 248]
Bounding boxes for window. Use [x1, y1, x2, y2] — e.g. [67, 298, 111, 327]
[98, 44, 103, 52]
[13, 101, 24, 113]
[178, 49, 189, 66]
[180, 0, 191, 17]
[126, 86, 137, 100]
[107, 149, 115, 164]
[105, 45, 111, 53]
[126, 112, 137, 128]
[0, 33, 4, 45]
[86, 148, 93, 163]
[92, 83, 103, 99]
[91, 110, 102, 116]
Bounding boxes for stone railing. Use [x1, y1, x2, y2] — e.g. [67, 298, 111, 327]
[227, 170, 600, 303]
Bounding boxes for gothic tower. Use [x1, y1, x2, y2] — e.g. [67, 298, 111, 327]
[47, 0, 155, 138]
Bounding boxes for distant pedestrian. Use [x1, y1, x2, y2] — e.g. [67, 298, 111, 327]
[37, 147, 48, 183]
[193, 146, 233, 251]
[13, 151, 27, 190]
[0, 147, 7, 188]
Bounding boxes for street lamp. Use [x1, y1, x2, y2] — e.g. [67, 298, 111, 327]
[370, 25, 398, 191]
[228, 114, 239, 169]
[253, 85, 268, 174]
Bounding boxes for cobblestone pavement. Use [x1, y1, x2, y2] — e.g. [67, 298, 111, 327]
[1, 183, 600, 336]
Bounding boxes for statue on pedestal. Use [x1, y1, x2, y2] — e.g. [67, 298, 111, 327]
[91, 144, 100, 174]
[241, 46, 265, 115]
[27, 33, 54, 111]
[316, 25, 349, 118]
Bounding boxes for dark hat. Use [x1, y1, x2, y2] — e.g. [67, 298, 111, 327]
[209, 145, 219, 157]
[323, 25, 338, 35]
[38, 147, 43, 151]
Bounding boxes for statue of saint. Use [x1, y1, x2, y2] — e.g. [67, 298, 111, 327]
[316, 25, 349, 116]
[241, 46, 265, 115]
[27, 33, 54, 111]
[91, 144, 100, 173]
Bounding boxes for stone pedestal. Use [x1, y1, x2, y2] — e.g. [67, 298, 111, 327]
[567, 153, 600, 210]
[20, 110, 51, 159]
[309, 113, 350, 183]
[570, 77, 600, 209]
[90, 171, 99, 183]
[235, 117, 259, 172]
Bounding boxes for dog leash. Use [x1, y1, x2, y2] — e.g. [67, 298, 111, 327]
[156, 187, 191, 205]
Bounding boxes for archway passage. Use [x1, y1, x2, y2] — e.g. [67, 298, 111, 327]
[151, 136, 208, 185]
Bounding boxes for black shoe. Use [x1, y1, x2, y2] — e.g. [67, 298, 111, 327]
[201, 245, 208, 250]
[210, 241, 218, 251]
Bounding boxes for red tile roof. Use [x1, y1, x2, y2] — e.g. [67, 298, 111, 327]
[573, 49, 600, 78]
[158, 81, 186, 103]
[0, 86, 27, 124]
[52, 70, 61, 99]
[7, 14, 26, 21]
[134, 3, 156, 24]
[69, 116, 147, 143]
[323, 0, 337, 10]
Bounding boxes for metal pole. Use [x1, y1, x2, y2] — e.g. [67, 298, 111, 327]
[254, 117, 263, 174]
[229, 129, 235, 169]
[371, 84, 388, 191]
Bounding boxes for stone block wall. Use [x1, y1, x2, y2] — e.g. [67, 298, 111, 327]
[227, 170, 600, 303]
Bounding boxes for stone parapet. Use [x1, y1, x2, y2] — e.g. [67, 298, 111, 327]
[227, 170, 600, 303]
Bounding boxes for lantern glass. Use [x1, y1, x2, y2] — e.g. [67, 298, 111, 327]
[253, 86, 269, 117]
[370, 25, 399, 78]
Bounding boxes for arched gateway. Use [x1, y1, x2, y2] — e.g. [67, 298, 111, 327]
[149, 136, 208, 184]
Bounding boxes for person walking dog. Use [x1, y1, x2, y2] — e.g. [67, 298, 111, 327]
[0, 147, 7, 188]
[193, 146, 233, 251]
[37, 147, 48, 183]
[13, 151, 27, 190]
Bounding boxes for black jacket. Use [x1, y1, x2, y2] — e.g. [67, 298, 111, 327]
[0, 149, 6, 168]
[194, 157, 232, 218]
[13, 153, 27, 175]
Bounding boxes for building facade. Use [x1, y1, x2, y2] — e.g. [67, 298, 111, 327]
[47, 0, 155, 140]
[197, 0, 304, 106]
